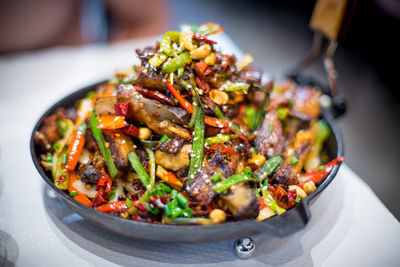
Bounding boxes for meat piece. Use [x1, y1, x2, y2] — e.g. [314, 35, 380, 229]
[104, 132, 135, 170]
[94, 96, 117, 116]
[238, 65, 262, 85]
[80, 166, 102, 184]
[33, 131, 52, 152]
[154, 139, 185, 154]
[220, 184, 259, 220]
[39, 114, 60, 144]
[272, 130, 315, 185]
[254, 111, 285, 158]
[290, 86, 321, 121]
[84, 118, 98, 152]
[117, 84, 191, 140]
[136, 68, 168, 91]
[186, 151, 235, 204]
[136, 46, 157, 64]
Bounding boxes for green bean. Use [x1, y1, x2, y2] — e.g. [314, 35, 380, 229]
[162, 51, 191, 73]
[187, 93, 205, 185]
[127, 151, 150, 188]
[188, 99, 198, 128]
[90, 113, 118, 178]
[253, 154, 284, 182]
[213, 173, 255, 193]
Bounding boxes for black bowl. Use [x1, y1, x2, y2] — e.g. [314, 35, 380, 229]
[30, 81, 344, 243]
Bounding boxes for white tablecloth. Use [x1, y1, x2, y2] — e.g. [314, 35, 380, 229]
[0, 35, 399, 267]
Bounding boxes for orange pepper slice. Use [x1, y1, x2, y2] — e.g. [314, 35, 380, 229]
[97, 115, 128, 130]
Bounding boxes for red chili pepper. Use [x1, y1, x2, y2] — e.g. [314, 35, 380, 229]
[133, 202, 147, 212]
[287, 189, 297, 208]
[192, 33, 218, 44]
[134, 86, 176, 106]
[65, 130, 86, 171]
[122, 124, 139, 137]
[95, 201, 129, 213]
[207, 143, 236, 155]
[299, 156, 344, 187]
[166, 82, 193, 113]
[96, 173, 112, 193]
[114, 102, 129, 117]
[258, 197, 266, 210]
[195, 77, 210, 94]
[194, 61, 212, 78]
[92, 188, 108, 207]
[181, 92, 192, 98]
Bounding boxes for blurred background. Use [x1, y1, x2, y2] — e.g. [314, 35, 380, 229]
[0, 0, 399, 220]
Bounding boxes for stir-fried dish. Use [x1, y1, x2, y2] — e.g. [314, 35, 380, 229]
[34, 23, 343, 225]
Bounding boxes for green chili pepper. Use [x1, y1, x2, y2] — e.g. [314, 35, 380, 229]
[277, 107, 289, 120]
[159, 135, 171, 142]
[160, 31, 180, 56]
[205, 134, 237, 146]
[45, 153, 53, 163]
[244, 107, 256, 130]
[260, 181, 286, 215]
[126, 198, 132, 207]
[295, 195, 301, 204]
[188, 98, 198, 129]
[146, 203, 160, 215]
[162, 51, 191, 73]
[253, 154, 284, 182]
[177, 67, 184, 79]
[141, 141, 156, 188]
[54, 151, 69, 190]
[62, 153, 68, 165]
[127, 151, 151, 188]
[86, 91, 96, 99]
[107, 191, 116, 200]
[53, 142, 60, 151]
[213, 173, 255, 193]
[90, 113, 118, 178]
[290, 155, 299, 165]
[254, 91, 270, 130]
[210, 173, 222, 183]
[187, 93, 205, 185]
[176, 193, 190, 208]
[315, 120, 331, 146]
[149, 52, 168, 67]
[157, 183, 171, 193]
[57, 120, 70, 137]
[224, 81, 250, 92]
[70, 191, 78, 197]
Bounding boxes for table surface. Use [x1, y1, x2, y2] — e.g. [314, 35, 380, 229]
[0, 35, 399, 267]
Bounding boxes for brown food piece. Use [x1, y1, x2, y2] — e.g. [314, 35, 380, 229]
[290, 86, 321, 121]
[136, 67, 168, 91]
[94, 96, 117, 116]
[220, 184, 259, 220]
[33, 131, 52, 153]
[117, 84, 191, 140]
[238, 65, 263, 85]
[84, 117, 98, 152]
[272, 130, 316, 185]
[104, 132, 135, 170]
[254, 111, 285, 158]
[154, 138, 185, 154]
[80, 166, 102, 184]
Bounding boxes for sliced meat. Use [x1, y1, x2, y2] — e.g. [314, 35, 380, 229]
[104, 132, 135, 170]
[220, 184, 259, 220]
[154, 139, 185, 154]
[94, 96, 117, 116]
[39, 114, 60, 144]
[290, 86, 321, 121]
[238, 65, 262, 85]
[136, 68, 168, 91]
[33, 131, 52, 153]
[136, 46, 157, 64]
[80, 166, 102, 184]
[117, 84, 191, 140]
[254, 111, 285, 158]
[272, 130, 315, 185]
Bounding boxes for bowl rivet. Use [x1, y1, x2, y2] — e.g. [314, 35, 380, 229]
[234, 237, 255, 259]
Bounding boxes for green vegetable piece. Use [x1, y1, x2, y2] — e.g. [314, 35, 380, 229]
[198, 23, 221, 35]
[177, 67, 184, 79]
[143, 145, 156, 188]
[160, 31, 180, 56]
[126, 198, 132, 207]
[107, 191, 116, 200]
[210, 173, 222, 183]
[213, 173, 254, 193]
[213, 105, 227, 120]
[70, 191, 78, 197]
[57, 120, 70, 137]
[45, 153, 53, 163]
[315, 120, 331, 146]
[173, 97, 179, 104]
[317, 165, 325, 171]
[224, 81, 250, 92]
[254, 91, 269, 130]
[149, 52, 168, 67]
[171, 189, 178, 199]
[146, 203, 160, 215]
[254, 188, 260, 197]
[277, 107, 289, 120]
[159, 135, 171, 142]
[253, 154, 284, 182]
[244, 167, 253, 177]
[54, 151, 69, 190]
[182, 208, 193, 218]
[244, 107, 256, 130]
[250, 147, 258, 155]
[170, 207, 183, 218]
[127, 151, 151, 188]
[86, 91, 96, 99]
[295, 195, 301, 204]
[188, 94, 198, 128]
[111, 185, 117, 190]
[290, 155, 299, 166]
[162, 51, 191, 73]
[187, 94, 205, 185]
[158, 183, 171, 193]
[53, 142, 61, 151]
[205, 134, 233, 146]
[260, 182, 286, 215]
[268, 124, 274, 133]
[176, 193, 190, 209]
[90, 113, 118, 178]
